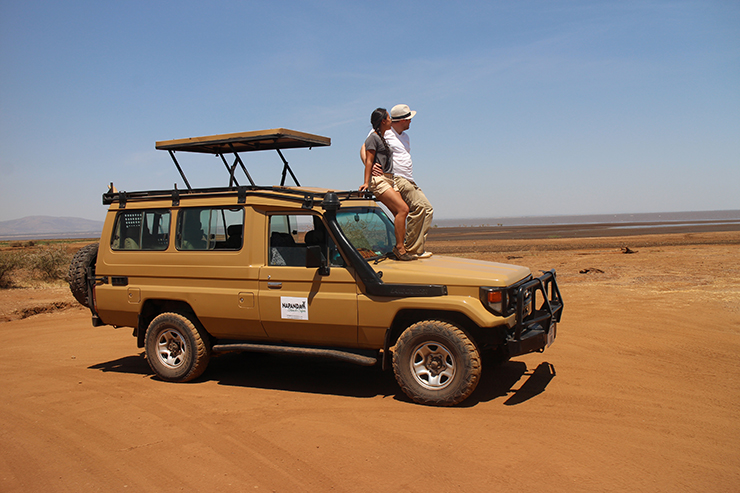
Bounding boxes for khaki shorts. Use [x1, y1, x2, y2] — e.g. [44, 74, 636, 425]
[370, 174, 397, 196]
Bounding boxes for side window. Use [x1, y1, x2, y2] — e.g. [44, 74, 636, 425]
[176, 207, 244, 251]
[268, 214, 344, 267]
[111, 210, 170, 251]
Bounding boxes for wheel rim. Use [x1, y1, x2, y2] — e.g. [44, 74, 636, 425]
[409, 341, 456, 390]
[156, 328, 188, 369]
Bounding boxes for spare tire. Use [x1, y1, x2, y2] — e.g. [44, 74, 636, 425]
[68, 243, 99, 308]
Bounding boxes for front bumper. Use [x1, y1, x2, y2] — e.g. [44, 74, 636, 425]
[505, 270, 563, 357]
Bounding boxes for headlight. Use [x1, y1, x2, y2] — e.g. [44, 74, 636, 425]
[480, 287, 507, 316]
[481, 278, 534, 318]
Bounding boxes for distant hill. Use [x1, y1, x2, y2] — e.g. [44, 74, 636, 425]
[0, 216, 104, 240]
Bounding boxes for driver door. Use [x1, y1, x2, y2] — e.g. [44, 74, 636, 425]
[258, 213, 358, 346]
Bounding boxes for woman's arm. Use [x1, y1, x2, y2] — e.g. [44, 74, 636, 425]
[360, 148, 376, 191]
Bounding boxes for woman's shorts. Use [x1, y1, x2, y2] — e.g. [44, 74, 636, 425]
[370, 175, 397, 196]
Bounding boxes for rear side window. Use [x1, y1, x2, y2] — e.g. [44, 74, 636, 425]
[111, 210, 171, 251]
[176, 207, 244, 251]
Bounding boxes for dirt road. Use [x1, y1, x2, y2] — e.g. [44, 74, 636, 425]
[1, 232, 738, 492]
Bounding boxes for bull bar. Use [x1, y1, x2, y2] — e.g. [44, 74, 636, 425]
[506, 269, 563, 357]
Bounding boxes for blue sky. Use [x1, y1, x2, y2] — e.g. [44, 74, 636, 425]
[1, 0, 738, 222]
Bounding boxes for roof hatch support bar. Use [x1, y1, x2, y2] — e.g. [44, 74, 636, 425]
[168, 151, 192, 190]
[228, 143, 256, 187]
[276, 148, 300, 187]
[218, 153, 240, 188]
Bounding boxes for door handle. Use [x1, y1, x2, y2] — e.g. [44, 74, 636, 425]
[267, 282, 282, 289]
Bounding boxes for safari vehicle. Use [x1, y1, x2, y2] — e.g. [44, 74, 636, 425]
[68, 128, 563, 406]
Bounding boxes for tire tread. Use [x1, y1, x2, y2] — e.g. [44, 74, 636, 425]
[67, 243, 99, 308]
[145, 312, 210, 382]
[392, 320, 481, 406]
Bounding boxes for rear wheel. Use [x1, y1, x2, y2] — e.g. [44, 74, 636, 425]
[392, 320, 481, 406]
[67, 243, 99, 308]
[145, 312, 210, 382]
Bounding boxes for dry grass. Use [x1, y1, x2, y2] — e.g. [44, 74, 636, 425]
[0, 239, 96, 289]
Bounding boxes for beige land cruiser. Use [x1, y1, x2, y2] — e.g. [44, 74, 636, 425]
[68, 129, 563, 406]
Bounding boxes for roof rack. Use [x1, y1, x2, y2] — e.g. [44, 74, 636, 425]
[102, 185, 363, 208]
[155, 128, 331, 190]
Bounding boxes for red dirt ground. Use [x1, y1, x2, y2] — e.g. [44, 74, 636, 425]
[1, 232, 738, 492]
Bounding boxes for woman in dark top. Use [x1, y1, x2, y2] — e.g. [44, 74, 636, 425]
[360, 108, 413, 261]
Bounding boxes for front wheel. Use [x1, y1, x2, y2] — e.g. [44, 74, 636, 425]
[392, 320, 481, 406]
[145, 312, 210, 382]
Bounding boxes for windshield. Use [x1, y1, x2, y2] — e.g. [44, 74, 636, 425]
[335, 207, 395, 260]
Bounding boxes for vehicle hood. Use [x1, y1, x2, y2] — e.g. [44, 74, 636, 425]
[372, 255, 531, 287]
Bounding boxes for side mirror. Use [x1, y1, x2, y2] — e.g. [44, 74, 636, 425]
[306, 245, 330, 276]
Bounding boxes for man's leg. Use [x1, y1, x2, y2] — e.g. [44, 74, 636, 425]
[395, 176, 433, 256]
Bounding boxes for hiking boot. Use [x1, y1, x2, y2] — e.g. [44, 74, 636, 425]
[393, 246, 416, 261]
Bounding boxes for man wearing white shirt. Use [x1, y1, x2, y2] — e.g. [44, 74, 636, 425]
[361, 104, 434, 258]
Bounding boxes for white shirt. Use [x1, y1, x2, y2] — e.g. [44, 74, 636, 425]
[366, 128, 413, 181]
[385, 128, 413, 181]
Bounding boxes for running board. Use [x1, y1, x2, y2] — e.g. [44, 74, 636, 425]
[211, 343, 378, 367]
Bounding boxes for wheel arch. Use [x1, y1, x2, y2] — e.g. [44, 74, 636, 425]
[136, 299, 206, 348]
[388, 309, 479, 347]
[382, 309, 480, 370]
[382, 308, 509, 370]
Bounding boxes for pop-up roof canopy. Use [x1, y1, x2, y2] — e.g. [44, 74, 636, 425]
[156, 128, 330, 154]
[155, 128, 331, 189]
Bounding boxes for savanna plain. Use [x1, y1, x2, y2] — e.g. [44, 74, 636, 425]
[1, 227, 738, 492]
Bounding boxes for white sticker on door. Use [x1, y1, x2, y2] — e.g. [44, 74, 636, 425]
[280, 296, 308, 320]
